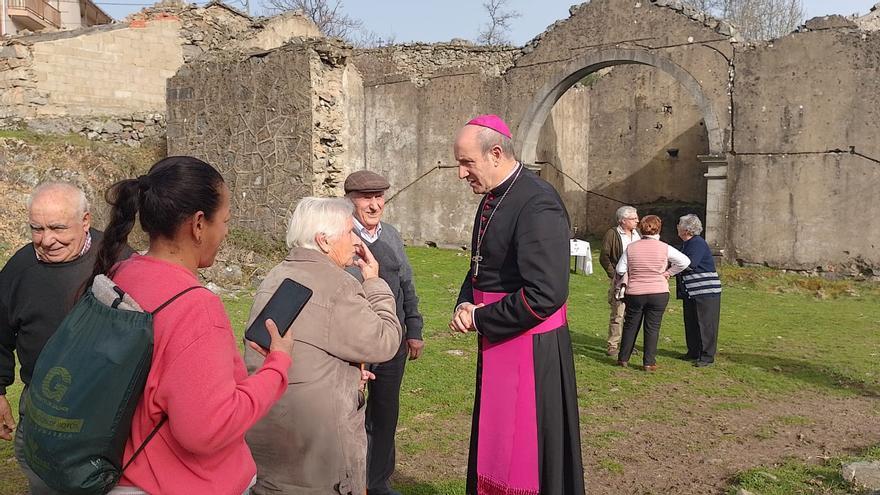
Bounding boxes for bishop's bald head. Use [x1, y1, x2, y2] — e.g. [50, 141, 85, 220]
[454, 114, 519, 195]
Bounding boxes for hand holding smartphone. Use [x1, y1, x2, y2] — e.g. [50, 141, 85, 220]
[245, 278, 313, 351]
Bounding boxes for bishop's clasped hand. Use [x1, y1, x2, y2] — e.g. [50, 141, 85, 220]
[449, 302, 485, 333]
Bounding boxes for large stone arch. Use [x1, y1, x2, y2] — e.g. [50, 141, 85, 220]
[514, 48, 730, 252]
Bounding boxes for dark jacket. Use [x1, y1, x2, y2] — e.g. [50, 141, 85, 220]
[599, 227, 624, 279]
[0, 228, 105, 395]
[675, 235, 722, 300]
[348, 222, 423, 342]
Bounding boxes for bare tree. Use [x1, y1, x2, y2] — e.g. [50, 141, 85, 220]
[264, 0, 363, 40]
[682, 0, 722, 12]
[477, 0, 521, 46]
[682, 0, 805, 40]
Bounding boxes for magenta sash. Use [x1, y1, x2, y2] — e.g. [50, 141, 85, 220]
[473, 290, 568, 495]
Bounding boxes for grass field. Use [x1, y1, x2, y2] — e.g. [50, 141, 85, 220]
[2, 246, 878, 494]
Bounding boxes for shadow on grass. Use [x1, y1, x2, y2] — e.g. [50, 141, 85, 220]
[724, 351, 880, 398]
[569, 330, 684, 364]
[393, 473, 466, 495]
[569, 332, 612, 362]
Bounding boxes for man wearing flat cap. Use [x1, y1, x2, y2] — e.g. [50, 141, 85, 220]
[449, 115, 584, 495]
[344, 170, 423, 495]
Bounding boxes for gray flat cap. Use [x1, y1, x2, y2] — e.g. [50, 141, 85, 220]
[344, 170, 390, 194]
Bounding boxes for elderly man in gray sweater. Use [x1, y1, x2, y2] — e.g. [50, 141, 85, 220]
[344, 170, 424, 495]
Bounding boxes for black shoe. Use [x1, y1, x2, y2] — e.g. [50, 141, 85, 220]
[694, 360, 713, 367]
[678, 353, 698, 361]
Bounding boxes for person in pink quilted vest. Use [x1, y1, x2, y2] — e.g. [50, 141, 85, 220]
[615, 215, 690, 371]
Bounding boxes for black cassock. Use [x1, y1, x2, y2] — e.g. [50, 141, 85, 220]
[456, 165, 585, 495]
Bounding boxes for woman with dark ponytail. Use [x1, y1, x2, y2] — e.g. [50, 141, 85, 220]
[98, 156, 294, 495]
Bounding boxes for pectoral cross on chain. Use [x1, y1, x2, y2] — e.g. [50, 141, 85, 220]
[472, 255, 483, 276]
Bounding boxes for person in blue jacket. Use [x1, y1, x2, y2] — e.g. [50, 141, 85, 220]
[675, 214, 722, 367]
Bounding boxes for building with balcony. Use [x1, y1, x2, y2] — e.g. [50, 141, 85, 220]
[1, 0, 112, 36]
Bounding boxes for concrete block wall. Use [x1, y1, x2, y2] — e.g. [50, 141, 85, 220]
[30, 19, 183, 116]
[0, 4, 320, 119]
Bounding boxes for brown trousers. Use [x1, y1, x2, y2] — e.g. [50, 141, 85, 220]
[606, 281, 626, 348]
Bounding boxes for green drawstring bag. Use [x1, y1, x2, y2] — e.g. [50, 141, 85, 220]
[20, 275, 201, 495]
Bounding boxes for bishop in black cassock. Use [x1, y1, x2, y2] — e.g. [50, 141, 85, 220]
[450, 115, 585, 495]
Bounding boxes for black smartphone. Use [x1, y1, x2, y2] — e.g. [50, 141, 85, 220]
[245, 278, 313, 350]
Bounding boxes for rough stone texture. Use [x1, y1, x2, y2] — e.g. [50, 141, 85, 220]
[310, 40, 364, 197]
[0, 114, 167, 146]
[803, 15, 858, 31]
[728, 153, 879, 273]
[842, 461, 880, 491]
[730, 29, 880, 273]
[353, 43, 518, 87]
[166, 39, 358, 239]
[167, 0, 880, 273]
[537, 65, 709, 243]
[858, 4, 880, 30]
[244, 11, 321, 51]
[352, 0, 732, 247]
[0, 2, 318, 119]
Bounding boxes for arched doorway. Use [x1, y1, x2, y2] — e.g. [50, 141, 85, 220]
[515, 48, 729, 253]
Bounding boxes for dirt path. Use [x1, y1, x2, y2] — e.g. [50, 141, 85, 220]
[396, 389, 880, 494]
[583, 390, 880, 494]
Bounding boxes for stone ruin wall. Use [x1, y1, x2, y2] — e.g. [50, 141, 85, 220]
[353, 0, 879, 274]
[536, 65, 710, 243]
[166, 39, 362, 240]
[351, 0, 732, 249]
[858, 4, 880, 30]
[0, 2, 319, 146]
[310, 40, 364, 197]
[352, 42, 519, 247]
[729, 21, 880, 274]
[160, 0, 880, 274]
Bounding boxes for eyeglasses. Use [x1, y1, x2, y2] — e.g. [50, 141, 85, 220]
[624, 217, 639, 221]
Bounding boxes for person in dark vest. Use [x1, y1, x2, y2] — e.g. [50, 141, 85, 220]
[449, 115, 584, 495]
[344, 170, 424, 495]
[0, 181, 114, 495]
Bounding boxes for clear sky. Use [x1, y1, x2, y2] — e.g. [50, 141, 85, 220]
[98, 0, 878, 45]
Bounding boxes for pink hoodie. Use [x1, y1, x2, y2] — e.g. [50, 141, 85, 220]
[112, 255, 290, 495]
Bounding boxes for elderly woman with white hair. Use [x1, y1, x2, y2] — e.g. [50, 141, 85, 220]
[675, 214, 722, 367]
[244, 197, 402, 495]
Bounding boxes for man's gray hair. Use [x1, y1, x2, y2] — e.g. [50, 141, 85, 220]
[286, 197, 354, 250]
[27, 181, 89, 217]
[477, 126, 516, 159]
[678, 214, 703, 236]
[615, 205, 637, 223]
